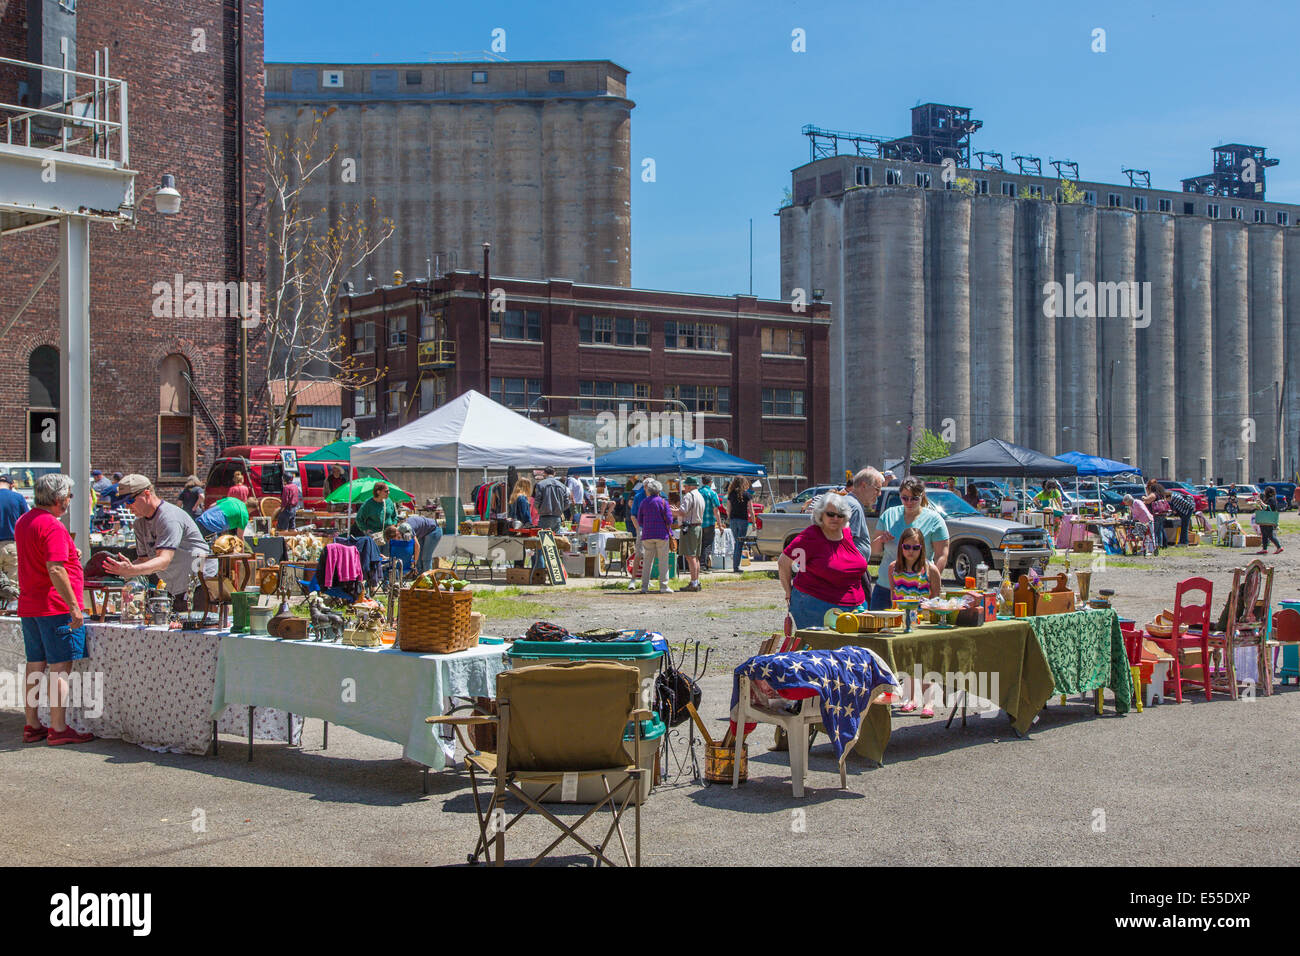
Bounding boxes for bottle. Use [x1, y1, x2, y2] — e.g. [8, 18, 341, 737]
[976, 561, 989, 591]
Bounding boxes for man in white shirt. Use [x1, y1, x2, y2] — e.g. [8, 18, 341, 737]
[565, 471, 586, 516]
[674, 476, 706, 592]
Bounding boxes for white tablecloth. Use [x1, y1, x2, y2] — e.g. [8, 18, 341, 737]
[211, 636, 508, 768]
[0, 618, 298, 754]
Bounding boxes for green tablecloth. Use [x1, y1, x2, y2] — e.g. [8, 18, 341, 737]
[212, 635, 508, 768]
[1026, 608, 1133, 714]
[797, 619, 1055, 763]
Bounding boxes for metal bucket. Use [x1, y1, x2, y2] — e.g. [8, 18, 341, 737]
[704, 743, 747, 784]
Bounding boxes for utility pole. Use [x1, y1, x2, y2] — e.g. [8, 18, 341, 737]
[482, 242, 491, 397]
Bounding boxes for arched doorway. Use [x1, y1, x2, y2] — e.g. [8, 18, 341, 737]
[27, 346, 59, 462]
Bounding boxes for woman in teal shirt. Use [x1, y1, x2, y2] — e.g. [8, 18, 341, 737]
[868, 477, 950, 610]
[355, 483, 397, 536]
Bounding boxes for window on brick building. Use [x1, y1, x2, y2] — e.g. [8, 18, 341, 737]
[353, 321, 375, 353]
[762, 388, 805, 417]
[490, 377, 542, 409]
[27, 346, 60, 463]
[578, 314, 648, 347]
[664, 384, 729, 414]
[419, 375, 446, 413]
[354, 384, 376, 417]
[763, 449, 807, 480]
[490, 308, 542, 341]
[420, 308, 445, 341]
[761, 327, 806, 356]
[157, 354, 195, 479]
[388, 314, 408, 347]
[579, 381, 650, 412]
[664, 321, 728, 351]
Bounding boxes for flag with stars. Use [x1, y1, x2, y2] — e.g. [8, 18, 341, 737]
[729, 648, 899, 760]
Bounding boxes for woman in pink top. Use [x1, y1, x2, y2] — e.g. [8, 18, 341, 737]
[1124, 494, 1158, 556]
[227, 471, 251, 503]
[777, 492, 869, 629]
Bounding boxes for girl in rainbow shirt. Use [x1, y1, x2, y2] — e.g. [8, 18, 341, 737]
[890, 527, 941, 716]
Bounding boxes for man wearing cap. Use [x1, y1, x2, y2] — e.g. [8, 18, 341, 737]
[103, 475, 214, 608]
[697, 476, 723, 573]
[674, 477, 705, 592]
[0, 473, 30, 579]
[105, 472, 128, 509]
[90, 470, 112, 499]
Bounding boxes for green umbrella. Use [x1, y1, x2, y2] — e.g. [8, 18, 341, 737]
[324, 477, 413, 505]
[302, 437, 362, 461]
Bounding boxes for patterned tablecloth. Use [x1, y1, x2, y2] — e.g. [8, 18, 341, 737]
[0, 618, 299, 754]
[1025, 609, 1134, 714]
[212, 636, 509, 768]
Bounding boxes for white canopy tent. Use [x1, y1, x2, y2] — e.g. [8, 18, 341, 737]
[348, 390, 596, 547]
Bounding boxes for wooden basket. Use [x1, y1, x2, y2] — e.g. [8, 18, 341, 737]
[396, 570, 477, 654]
[704, 743, 747, 784]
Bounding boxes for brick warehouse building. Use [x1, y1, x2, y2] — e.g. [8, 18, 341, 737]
[339, 273, 831, 491]
[0, 0, 265, 492]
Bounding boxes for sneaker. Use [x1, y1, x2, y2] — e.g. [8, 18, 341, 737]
[46, 726, 94, 746]
[656, 586, 674, 594]
[639, 587, 649, 594]
[23, 725, 47, 743]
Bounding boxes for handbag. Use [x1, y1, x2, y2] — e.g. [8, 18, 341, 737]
[524, 621, 569, 642]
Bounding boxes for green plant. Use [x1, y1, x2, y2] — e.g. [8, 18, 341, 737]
[1057, 178, 1085, 204]
[954, 176, 976, 195]
[910, 427, 951, 466]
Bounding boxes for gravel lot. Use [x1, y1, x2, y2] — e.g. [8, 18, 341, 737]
[3, 537, 1298, 867]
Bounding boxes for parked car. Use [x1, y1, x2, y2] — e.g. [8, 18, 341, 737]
[1255, 481, 1297, 511]
[205, 445, 381, 511]
[0, 462, 65, 505]
[1156, 480, 1208, 512]
[771, 484, 840, 513]
[1233, 484, 1263, 511]
[753, 488, 1053, 584]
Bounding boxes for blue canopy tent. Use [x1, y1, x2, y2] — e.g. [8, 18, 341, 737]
[592, 436, 766, 478]
[1055, 451, 1141, 508]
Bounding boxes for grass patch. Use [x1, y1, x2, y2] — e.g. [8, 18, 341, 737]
[470, 586, 558, 620]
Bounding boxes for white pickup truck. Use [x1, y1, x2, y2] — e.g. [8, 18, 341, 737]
[753, 488, 1054, 584]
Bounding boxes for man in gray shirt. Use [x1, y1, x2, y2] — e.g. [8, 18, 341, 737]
[104, 474, 214, 608]
[532, 466, 571, 532]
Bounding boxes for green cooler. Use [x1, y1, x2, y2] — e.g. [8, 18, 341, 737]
[507, 639, 664, 685]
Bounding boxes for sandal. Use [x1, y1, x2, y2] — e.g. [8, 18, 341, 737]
[920, 706, 935, 718]
[899, 700, 917, 713]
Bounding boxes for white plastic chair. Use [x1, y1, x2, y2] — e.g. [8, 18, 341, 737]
[733, 676, 832, 797]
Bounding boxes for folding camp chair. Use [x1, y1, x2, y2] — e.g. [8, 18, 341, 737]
[427, 661, 651, 867]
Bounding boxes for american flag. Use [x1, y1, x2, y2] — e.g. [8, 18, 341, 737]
[729, 648, 899, 760]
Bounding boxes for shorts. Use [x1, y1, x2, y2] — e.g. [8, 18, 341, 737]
[679, 525, 703, 557]
[22, 613, 87, 664]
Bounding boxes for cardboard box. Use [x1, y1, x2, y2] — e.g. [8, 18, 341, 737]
[562, 553, 600, 577]
[505, 566, 546, 586]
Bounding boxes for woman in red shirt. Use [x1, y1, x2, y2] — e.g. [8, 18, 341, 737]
[777, 492, 869, 628]
[226, 471, 251, 503]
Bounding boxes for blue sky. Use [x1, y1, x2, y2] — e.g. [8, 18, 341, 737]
[266, 0, 1300, 300]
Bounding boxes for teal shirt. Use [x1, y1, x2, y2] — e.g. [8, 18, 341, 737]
[877, 505, 950, 575]
[356, 496, 397, 535]
[698, 486, 721, 527]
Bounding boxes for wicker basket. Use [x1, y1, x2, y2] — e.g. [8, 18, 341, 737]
[470, 520, 490, 535]
[397, 570, 477, 653]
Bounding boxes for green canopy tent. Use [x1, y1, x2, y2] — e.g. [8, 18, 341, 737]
[302, 437, 361, 462]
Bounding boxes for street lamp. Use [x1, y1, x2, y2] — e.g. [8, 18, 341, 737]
[141, 174, 182, 215]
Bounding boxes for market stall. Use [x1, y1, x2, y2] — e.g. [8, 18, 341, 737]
[0, 618, 297, 755]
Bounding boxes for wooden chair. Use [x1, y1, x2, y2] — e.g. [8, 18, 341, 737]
[426, 661, 649, 866]
[1208, 560, 1274, 699]
[1146, 577, 1213, 702]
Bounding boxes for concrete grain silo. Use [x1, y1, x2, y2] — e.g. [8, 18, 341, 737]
[1174, 217, 1214, 481]
[1135, 214, 1176, 475]
[1013, 200, 1057, 452]
[969, 196, 1015, 443]
[1096, 210, 1138, 465]
[1285, 231, 1300, 477]
[808, 196, 847, 468]
[1247, 226, 1284, 479]
[925, 190, 972, 449]
[1213, 222, 1251, 481]
[1055, 203, 1099, 453]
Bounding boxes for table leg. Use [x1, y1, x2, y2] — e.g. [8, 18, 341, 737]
[1095, 688, 1104, 715]
[423, 767, 429, 795]
[1131, 665, 1143, 713]
[323, 720, 329, 749]
[287, 712, 293, 745]
[247, 705, 254, 762]
[212, 720, 218, 756]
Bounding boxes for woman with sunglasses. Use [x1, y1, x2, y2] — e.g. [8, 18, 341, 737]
[869, 477, 950, 611]
[889, 527, 941, 716]
[777, 492, 869, 628]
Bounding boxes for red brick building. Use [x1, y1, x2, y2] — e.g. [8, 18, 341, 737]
[0, 0, 265, 492]
[339, 272, 832, 489]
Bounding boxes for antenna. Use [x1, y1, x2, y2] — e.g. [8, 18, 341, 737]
[1122, 167, 1151, 189]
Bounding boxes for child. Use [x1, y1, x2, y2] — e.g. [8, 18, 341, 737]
[889, 527, 941, 716]
[1225, 484, 1239, 517]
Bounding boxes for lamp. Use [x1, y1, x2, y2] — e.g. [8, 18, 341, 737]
[148, 174, 182, 215]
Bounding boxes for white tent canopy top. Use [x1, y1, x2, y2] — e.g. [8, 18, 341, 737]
[349, 389, 595, 469]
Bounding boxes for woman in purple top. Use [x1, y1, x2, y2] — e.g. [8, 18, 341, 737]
[636, 478, 674, 594]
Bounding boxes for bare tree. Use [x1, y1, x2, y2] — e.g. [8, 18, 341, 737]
[258, 109, 394, 442]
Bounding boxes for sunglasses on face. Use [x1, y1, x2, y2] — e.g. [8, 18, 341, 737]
[823, 511, 845, 519]
[900, 495, 919, 502]
[901, 543, 922, 551]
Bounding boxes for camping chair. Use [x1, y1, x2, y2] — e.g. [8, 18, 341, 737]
[427, 661, 651, 867]
[383, 539, 415, 584]
[1146, 577, 1213, 702]
[1209, 560, 1275, 699]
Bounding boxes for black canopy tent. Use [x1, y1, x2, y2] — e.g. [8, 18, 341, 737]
[910, 438, 1078, 479]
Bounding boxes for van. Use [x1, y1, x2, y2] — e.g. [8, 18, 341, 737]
[0, 462, 66, 504]
[204, 446, 378, 511]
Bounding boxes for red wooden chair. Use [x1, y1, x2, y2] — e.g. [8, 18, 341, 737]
[1146, 577, 1213, 702]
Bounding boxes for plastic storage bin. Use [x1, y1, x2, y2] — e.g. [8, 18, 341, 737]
[519, 715, 665, 803]
[507, 639, 665, 685]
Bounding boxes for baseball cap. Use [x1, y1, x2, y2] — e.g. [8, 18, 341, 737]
[115, 474, 153, 497]
[92, 469, 103, 477]
[112, 472, 123, 480]
[0, 474, 13, 485]
[683, 476, 699, 486]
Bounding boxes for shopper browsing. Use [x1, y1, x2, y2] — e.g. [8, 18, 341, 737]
[777, 492, 868, 629]
[725, 477, 757, 573]
[869, 477, 950, 610]
[674, 477, 706, 592]
[636, 479, 674, 594]
[103, 474, 215, 608]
